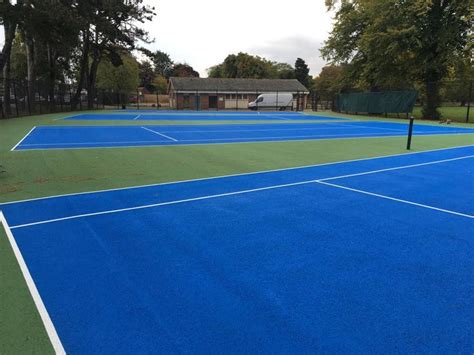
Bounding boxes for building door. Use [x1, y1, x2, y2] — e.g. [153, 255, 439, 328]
[195, 95, 200, 110]
[209, 95, 218, 109]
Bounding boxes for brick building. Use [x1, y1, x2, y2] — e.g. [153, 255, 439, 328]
[168, 77, 309, 110]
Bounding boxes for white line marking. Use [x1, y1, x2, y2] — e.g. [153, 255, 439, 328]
[317, 181, 474, 219]
[9, 152, 474, 228]
[133, 115, 141, 120]
[319, 155, 474, 182]
[0, 212, 66, 354]
[141, 127, 178, 142]
[331, 122, 407, 132]
[11, 126, 37, 151]
[2, 144, 473, 206]
[10, 180, 317, 229]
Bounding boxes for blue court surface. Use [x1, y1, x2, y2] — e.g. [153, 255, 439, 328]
[64, 111, 345, 121]
[13, 121, 474, 150]
[1, 145, 473, 353]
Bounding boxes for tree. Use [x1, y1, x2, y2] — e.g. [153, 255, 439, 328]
[72, 0, 155, 109]
[96, 53, 140, 103]
[294, 58, 310, 88]
[274, 63, 296, 79]
[314, 65, 346, 100]
[169, 63, 199, 77]
[139, 60, 156, 92]
[152, 75, 168, 94]
[207, 53, 276, 79]
[151, 50, 173, 78]
[0, 0, 22, 71]
[322, 0, 472, 119]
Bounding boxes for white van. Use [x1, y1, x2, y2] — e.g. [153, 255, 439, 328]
[248, 92, 293, 111]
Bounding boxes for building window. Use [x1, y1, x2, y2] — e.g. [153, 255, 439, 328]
[225, 94, 231, 99]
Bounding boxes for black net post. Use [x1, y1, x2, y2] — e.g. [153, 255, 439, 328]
[406, 116, 415, 150]
[466, 81, 472, 123]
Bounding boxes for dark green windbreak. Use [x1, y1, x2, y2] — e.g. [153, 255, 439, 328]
[336, 91, 417, 114]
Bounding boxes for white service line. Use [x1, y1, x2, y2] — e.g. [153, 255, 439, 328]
[3, 144, 473, 206]
[10, 180, 317, 229]
[331, 122, 407, 132]
[11, 126, 37, 151]
[0, 212, 66, 354]
[9, 151, 474, 229]
[319, 155, 474, 182]
[141, 127, 178, 142]
[317, 181, 474, 219]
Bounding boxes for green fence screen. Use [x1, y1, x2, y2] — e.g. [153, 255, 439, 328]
[336, 91, 417, 114]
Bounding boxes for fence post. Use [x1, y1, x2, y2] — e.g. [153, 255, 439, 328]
[276, 90, 279, 111]
[137, 88, 140, 110]
[466, 81, 472, 123]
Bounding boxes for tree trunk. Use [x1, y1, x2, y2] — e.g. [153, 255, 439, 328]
[46, 43, 57, 112]
[3, 57, 12, 117]
[25, 32, 36, 112]
[0, 7, 17, 72]
[72, 29, 90, 109]
[422, 81, 441, 120]
[87, 56, 100, 109]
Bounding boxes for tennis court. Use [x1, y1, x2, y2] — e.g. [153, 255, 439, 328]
[12, 121, 474, 151]
[63, 111, 345, 121]
[1, 145, 473, 353]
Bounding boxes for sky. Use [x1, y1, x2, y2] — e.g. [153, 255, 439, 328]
[141, 0, 335, 77]
[0, 1, 335, 77]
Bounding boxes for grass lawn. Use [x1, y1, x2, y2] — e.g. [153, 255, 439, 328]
[0, 110, 473, 352]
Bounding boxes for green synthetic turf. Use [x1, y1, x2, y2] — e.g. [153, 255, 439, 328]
[0, 111, 473, 352]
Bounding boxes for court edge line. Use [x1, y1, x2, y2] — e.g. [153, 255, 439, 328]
[317, 181, 474, 219]
[11, 126, 37, 151]
[141, 127, 178, 142]
[2, 143, 473, 206]
[0, 212, 66, 354]
[9, 154, 474, 229]
[12, 131, 474, 151]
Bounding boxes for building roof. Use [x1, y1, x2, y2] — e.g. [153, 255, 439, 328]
[169, 77, 309, 93]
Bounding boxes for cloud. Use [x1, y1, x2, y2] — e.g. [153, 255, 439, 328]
[248, 36, 327, 77]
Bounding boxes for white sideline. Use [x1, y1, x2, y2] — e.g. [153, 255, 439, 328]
[9, 152, 474, 229]
[141, 127, 178, 142]
[133, 115, 141, 120]
[317, 181, 474, 219]
[11, 126, 37, 151]
[0, 212, 66, 354]
[2, 144, 473, 206]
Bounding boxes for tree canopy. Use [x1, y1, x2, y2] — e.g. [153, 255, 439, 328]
[207, 52, 313, 88]
[321, 0, 473, 119]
